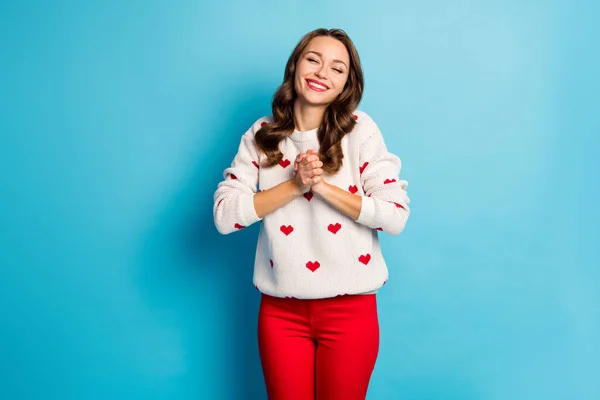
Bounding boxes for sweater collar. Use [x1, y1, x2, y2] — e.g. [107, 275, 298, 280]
[289, 126, 319, 142]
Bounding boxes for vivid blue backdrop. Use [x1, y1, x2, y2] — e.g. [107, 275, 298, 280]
[1, 0, 598, 399]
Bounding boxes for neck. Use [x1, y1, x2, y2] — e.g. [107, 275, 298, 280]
[293, 99, 326, 131]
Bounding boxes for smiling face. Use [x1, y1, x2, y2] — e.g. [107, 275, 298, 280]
[294, 36, 351, 107]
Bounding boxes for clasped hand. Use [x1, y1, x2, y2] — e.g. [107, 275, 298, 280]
[292, 149, 326, 193]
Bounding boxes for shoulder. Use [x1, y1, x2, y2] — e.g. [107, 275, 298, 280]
[350, 109, 380, 142]
[353, 109, 377, 128]
[244, 115, 274, 138]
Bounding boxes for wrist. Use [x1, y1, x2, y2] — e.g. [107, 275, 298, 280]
[288, 179, 304, 198]
[312, 180, 329, 195]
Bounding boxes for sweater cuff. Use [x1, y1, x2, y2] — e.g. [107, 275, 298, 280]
[356, 195, 377, 227]
[241, 192, 262, 225]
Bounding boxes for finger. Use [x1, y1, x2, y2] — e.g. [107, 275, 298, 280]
[310, 160, 323, 169]
[295, 153, 308, 170]
[301, 155, 319, 165]
[309, 168, 323, 177]
[302, 160, 321, 170]
[312, 175, 322, 184]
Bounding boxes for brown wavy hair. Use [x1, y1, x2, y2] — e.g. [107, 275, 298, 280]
[254, 28, 364, 174]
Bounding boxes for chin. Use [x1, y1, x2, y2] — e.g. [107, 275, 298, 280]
[299, 92, 333, 107]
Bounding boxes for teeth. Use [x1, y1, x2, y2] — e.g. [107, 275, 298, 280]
[308, 81, 327, 90]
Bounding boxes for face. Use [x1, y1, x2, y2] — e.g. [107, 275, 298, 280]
[294, 36, 350, 107]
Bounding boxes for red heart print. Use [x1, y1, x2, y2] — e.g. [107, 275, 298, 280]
[230, 174, 237, 180]
[217, 199, 224, 207]
[303, 191, 313, 201]
[279, 159, 291, 168]
[348, 185, 358, 194]
[328, 223, 341, 234]
[384, 178, 396, 185]
[234, 223, 245, 229]
[393, 202, 404, 209]
[358, 254, 371, 265]
[359, 162, 369, 174]
[353, 114, 358, 120]
[252, 161, 259, 169]
[375, 227, 383, 231]
[280, 225, 294, 236]
[306, 261, 320, 272]
[269, 259, 274, 268]
[261, 121, 267, 127]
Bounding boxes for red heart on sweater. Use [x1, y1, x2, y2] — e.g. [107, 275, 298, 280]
[306, 261, 320, 272]
[217, 199, 223, 207]
[279, 159, 291, 168]
[261, 121, 267, 127]
[375, 227, 383, 231]
[303, 191, 313, 201]
[269, 259, 273, 268]
[234, 223, 245, 229]
[230, 174, 237, 180]
[393, 202, 404, 209]
[358, 254, 371, 265]
[354, 114, 358, 120]
[280, 225, 294, 236]
[359, 162, 369, 174]
[384, 178, 396, 185]
[328, 223, 341, 234]
[252, 161, 259, 169]
[348, 185, 358, 194]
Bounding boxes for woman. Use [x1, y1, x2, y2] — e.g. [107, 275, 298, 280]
[213, 28, 411, 400]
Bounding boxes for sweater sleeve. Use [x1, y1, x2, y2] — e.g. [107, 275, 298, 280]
[213, 126, 263, 235]
[355, 119, 411, 235]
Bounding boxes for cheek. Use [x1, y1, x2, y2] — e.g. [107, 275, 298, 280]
[333, 76, 348, 92]
[294, 73, 304, 91]
[296, 61, 308, 75]
[295, 64, 307, 83]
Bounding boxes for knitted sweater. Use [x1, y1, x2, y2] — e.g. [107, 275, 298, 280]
[213, 110, 411, 300]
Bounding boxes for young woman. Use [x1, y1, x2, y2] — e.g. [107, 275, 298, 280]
[213, 28, 411, 400]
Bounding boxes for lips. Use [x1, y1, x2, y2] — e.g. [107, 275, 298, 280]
[306, 79, 329, 92]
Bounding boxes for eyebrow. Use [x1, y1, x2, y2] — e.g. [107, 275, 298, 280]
[305, 51, 348, 69]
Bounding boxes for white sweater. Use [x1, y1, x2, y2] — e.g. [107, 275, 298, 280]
[213, 110, 411, 299]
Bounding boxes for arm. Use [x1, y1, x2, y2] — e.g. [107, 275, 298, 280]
[213, 131, 262, 234]
[253, 180, 303, 218]
[354, 124, 410, 235]
[312, 181, 362, 220]
[312, 125, 411, 235]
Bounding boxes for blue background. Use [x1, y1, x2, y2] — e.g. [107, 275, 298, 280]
[1, 1, 598, 399]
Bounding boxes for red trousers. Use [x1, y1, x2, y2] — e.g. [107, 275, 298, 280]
[257, 293, 380, 400]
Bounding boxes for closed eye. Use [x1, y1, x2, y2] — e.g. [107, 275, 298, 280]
[308, 57, 343, 73]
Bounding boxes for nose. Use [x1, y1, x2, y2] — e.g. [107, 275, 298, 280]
[315, 64, 328, 80]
